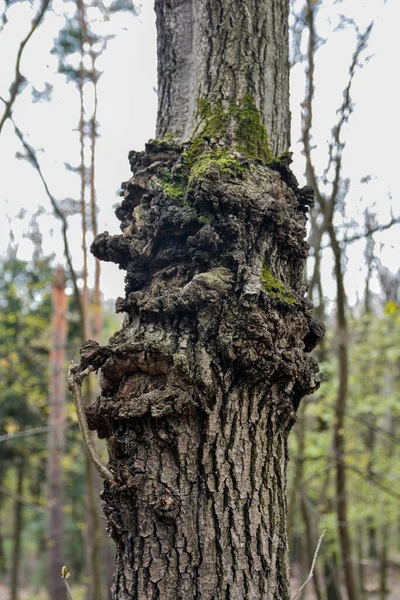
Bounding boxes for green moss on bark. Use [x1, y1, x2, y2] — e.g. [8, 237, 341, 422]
[188, 148, 246, 183]
[159, 169, 187, 201]
[158, 95, 274, 201]
[260, 265, 295, 304]
[195, 95, 274, 162]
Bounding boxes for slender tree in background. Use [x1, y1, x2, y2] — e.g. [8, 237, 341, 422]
[71, 1, 323, 597]
[47, 266, 68, 600]
[0, 252, 52, 598]
[10, 461, 23, 600]
[299, 3, 373, 598]
[0, 0, 51, 136]
[51, 3, 123, 595]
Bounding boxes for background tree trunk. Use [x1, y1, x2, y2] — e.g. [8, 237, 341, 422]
[356, 523, 366, 600]
[10, 462, 23, 600]
[47, 266, 68, 600]
[77, 4, 107, 595]
[379, 523, 389, 600]
[329, 223, 358, 600]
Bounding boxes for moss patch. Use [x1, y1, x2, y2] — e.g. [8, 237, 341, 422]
[147, 133, 180, 151]
[159, 144, 247, 202]
[234, 96, 274, 162]
[195, 95, 274, 163]
[159, 169, 187, 202]
[260, 265, 295, 304]
[188, 148, 246, 184]
[158, 95, 275, 202]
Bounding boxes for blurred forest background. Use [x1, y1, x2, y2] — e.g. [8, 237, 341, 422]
[0, 0, 399, 599]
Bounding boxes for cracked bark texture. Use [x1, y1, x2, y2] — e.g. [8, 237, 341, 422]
[155, 0, 290, 156]
[83, 138, 323, 599]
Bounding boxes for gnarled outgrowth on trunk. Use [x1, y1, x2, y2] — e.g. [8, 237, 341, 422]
[80, 139, 323, 599]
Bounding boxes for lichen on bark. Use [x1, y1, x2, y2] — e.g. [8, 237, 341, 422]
[82, 137, 323, 599]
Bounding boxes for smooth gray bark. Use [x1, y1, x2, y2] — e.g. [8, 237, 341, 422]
[155, 0, 290, 156]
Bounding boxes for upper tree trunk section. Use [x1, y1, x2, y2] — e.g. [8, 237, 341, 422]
[155, 0, 290, 156]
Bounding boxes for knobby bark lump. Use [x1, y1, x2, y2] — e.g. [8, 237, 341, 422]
[82, 139, 324, 599]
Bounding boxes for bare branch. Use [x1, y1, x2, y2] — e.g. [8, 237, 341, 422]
[293, 529, 327, 599]
[301, 0, 326, 211]
[323, 22, 373, 192]
[0, 0, 52, 136]
[0, 485, 47, 515]
[344, 216, 400, 244]
[0, 424, 70, 443]
[4, 112, 86, 336]
[67, 361, 114, 482]
[301, 10, 374, 308]
[318, 215, 400, 251]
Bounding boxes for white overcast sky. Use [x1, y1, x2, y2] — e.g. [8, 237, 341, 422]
[0, 0, 399, 306]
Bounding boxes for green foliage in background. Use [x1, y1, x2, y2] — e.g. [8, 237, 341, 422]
[288, 302, 400, 566]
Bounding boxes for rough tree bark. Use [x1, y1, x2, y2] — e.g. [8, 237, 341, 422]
[47, 266, 68, 600]
[155, 0, 290, 156]
[76, 1, 324, 598]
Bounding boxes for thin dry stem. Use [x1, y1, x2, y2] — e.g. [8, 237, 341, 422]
[293, 529, 326, 599]
[0, 0, 51, 135]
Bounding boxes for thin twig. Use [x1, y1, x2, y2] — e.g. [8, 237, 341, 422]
[4, 112, 86, 335]
[62, 566, 75, 600]
[67, 361, 114, 482]
[293, 529, 326, 599]
[0, 0, 51, 136]
[63, 580, 74, 600]
[0, 423, 70, 443]
[0, 485, 47, 515]
[343, 216, 400, 244]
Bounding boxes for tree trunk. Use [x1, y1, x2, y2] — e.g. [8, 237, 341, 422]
[325, 556, 342, 600]
[356, 524, 366, 600]
[155, 0, 290, 156]
[88, 144, 321, 599]
[10, 462, 23, 600]
[82, 1, 323, 597]
[77, 4, 106, 595]
[0, 471, 7, 576]
[379, 523, 389, 600]
[329, 224, 358, 600]
[47, 266, 68, 600]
